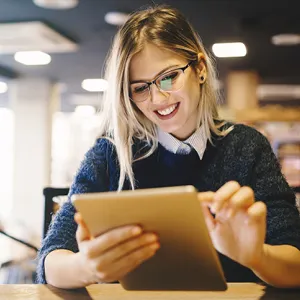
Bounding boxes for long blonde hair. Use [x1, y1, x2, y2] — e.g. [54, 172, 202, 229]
[100, 5, 230, 191]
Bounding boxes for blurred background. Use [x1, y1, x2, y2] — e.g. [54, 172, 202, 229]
[0, 0, 299, 283]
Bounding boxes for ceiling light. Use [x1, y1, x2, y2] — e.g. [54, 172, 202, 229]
[212, 42, 247, 58]
[33, 0, 78, 9]
[81, 79, 108, 92]
[271, 34, 300, 46]
[0, 82, 8, 94]
[14, 51, 51, 65]
[75, 105, 96, 116]
[104, 12, 129, 26]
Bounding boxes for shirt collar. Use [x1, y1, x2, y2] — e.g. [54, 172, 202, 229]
[157, 126, 207, 160]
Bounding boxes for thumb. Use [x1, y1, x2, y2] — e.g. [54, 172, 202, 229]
[198, 192, 216, 231]
[74, 212, 91, 243]
[201, 203, 216, 232]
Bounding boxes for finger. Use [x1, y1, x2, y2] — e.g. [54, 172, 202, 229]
[212, 181, 241, 213]
[75, 213, 91, 242]
[94, 233, 158, 269]
[85, 225, 143, 258]
[227, 186, 255, 218]
[246, 201, 267, 224]
[95, 243, 159, 283]
[201, 203, 216, 231]
[197, 191, 215, 204]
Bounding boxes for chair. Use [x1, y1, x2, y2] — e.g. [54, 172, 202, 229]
[42, 187, 69, 239]
[0, 187, 70, 283]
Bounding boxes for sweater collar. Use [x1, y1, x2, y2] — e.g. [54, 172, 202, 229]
[157, 125, 207, 160]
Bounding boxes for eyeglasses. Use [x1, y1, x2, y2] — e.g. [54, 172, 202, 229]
[129, 61, 193, 103]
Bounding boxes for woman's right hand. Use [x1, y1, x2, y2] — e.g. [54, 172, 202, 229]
[74, 213, 160, 284]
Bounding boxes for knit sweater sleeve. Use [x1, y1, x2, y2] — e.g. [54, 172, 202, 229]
[36, 138, 110, 283]
[246, 127, 300, 250]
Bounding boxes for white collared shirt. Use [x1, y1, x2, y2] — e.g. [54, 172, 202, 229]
[157, 126, 207, 160]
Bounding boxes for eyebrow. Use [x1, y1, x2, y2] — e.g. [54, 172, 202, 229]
[130, 64, 180, 84]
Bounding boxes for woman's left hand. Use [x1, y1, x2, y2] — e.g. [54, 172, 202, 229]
[199, 181, 267, 269]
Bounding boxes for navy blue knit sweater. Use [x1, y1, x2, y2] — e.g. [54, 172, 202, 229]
[36, 124, 300, 284]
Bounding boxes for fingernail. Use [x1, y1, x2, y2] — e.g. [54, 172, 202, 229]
[132, 226, 142, 235]
[211, 204, 218, 214]
[147, 234, 157, 242]
[151, 243, 160, 250]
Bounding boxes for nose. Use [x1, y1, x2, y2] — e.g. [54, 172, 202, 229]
[150, 83, 169, 105]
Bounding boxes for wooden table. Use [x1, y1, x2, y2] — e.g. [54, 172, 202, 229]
[0, 283, 300, 299]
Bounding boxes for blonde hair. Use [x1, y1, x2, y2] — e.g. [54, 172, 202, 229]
[99, 5, 231, 191]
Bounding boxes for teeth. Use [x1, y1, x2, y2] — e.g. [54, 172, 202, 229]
[157, 104, 177, 116]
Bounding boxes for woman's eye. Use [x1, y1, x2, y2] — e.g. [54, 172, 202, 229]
[134, 84, 148, 93]
[161, 71, 179, 82]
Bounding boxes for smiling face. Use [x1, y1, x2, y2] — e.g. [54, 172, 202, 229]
[129, 43, 203, 140]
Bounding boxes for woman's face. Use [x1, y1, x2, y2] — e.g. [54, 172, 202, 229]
[129, 43, 203, 140]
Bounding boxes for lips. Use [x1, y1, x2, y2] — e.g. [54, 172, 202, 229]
[154, 102, 180, 120]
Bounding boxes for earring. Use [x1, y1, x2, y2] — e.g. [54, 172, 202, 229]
[199, 75, 206, 83]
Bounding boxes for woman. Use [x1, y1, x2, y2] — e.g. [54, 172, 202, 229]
[37, 5, 300, 289]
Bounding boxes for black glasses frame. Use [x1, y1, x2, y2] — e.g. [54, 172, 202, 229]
[129, 60, 194, 102]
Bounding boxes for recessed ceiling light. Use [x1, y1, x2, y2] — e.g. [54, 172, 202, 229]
[212, 42, 247, 58]
[75, 105, 96, 116]
[14, 51, 51, 65]
[81, 79, 108, 92]
[33, 0, 78, 9]
[0, 82, 8, 94]
[271, 34, 300, 46]
[104, 12, 129, 26]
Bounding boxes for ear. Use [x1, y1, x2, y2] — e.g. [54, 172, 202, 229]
[196, 52, 207, 84]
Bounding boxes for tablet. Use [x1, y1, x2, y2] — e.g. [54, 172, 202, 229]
[71, 185, 227, 291]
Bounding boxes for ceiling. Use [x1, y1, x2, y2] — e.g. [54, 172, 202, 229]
[0, 0, 300, 110]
